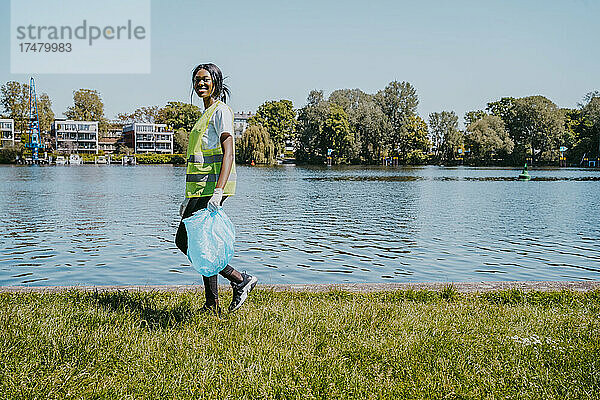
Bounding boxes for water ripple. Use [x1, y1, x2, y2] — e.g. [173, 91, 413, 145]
[1, 165, 599, 285]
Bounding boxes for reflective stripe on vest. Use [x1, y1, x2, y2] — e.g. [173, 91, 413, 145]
[186, 172, 238, 183]
[187, 154, 223, 164]
[185, 101, 237, 198]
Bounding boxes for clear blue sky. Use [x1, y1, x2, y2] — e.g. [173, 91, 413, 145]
[1, 0, 598, 126]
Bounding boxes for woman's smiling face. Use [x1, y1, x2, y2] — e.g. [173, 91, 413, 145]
[194, 69, 213, 99]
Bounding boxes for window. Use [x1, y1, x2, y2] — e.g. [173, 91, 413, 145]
[136, 125, 154, 133]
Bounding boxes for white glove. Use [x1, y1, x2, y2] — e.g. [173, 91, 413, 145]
[207, 188, 224, 212]
[179, 198, 190, 217]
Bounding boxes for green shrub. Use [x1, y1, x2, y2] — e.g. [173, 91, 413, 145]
[0, 145, 21, 163]
[135, 154, 185, 164]
[48, 153, 185, 164]
[81, 154, 96, 163]
[405, 150, 430, 165]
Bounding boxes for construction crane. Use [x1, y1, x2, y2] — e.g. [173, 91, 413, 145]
[25, 77, 43, 162]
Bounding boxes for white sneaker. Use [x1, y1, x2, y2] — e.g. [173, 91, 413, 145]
[229, 273, 258, 312]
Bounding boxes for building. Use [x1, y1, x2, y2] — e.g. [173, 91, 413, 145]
[52, 120, 99, 154]
[0, 118, 14, 148]
[13, 131, 22, 143]
[234, 112, 254, 139]
[122, 123, 173, 154]
[98, 126, 124, 154]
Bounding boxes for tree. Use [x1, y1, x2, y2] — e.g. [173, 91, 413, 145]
[578, 90, 600, 108]
[487, 97, 517, 123]
[486, 97, 518, 143]
[560, 108, 577, 156]
[582, 96, 600, 157]
[0, 143, 24, 163]
[329, 88, 387, 163]
[464, 110, 487, 127]
[353, 100, 389, 163]
[569, 94, 600, 163]
[321, 104, 354, 163]
[37, 93, 55, 134]
[403, 115, 430, 164]
[295, 90, 329, 163]
[248, 100, 296, 155]
[487, 96, 565, 164]
[236, 125, 275, 164]
[307, 90, 324, 107]
[512, 96, 565, 164]
[65, 89, 107, 133]
[156, 102, 201, 132]
[1, 81, 54, 141]
[173, 128, 189, 154]
[117, 106, 161, 124]
[465, 115, 513, 163]
[328, 88, 373, 115]
[375, 81, 418, 157]
[429, 111, 461, 162]
[115, 143, 133, 155]
[0, 81, 28, 137]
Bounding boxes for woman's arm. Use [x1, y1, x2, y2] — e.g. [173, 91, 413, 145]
[215, 132, 234, 189]
[207, 108, 234, 210]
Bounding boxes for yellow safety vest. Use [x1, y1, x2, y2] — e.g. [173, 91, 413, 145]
[185, 101, 236, 198]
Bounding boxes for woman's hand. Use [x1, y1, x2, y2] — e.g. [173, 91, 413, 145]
[207, 188, 223, 211]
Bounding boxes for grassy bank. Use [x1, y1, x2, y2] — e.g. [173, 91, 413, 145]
[1, 288, 599, 399]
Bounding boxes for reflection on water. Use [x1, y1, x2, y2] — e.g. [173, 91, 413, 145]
[1, 165, 600, 285]
[308, 176, 600, 182]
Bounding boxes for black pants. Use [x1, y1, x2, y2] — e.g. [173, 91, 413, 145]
[175, 196, 241, 306]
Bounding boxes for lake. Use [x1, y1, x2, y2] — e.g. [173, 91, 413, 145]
[1, 164, 599, 286]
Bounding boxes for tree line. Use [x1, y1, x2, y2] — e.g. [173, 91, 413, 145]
[239, 84, 600, 167]
[2, 79, 599, 166]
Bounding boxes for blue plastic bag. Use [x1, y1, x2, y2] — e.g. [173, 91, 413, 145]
[183, 207, 235, 276]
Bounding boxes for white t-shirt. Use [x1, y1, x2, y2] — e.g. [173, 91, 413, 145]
[204, 101, 234, 150]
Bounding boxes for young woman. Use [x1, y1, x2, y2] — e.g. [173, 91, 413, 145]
[175, 63, 257, 314]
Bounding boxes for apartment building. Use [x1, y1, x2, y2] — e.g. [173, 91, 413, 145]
[52, 120, 99, 154]
[122, 123, 173, 154]
[234, 112, 254, 139]
[98, 127, 124, 154]
[0, 118, 14, 148]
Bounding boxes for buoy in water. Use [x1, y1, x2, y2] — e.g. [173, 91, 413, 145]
[518, 163, 531, 181]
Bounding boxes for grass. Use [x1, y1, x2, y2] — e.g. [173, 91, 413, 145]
[1, 287, 599, 399]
